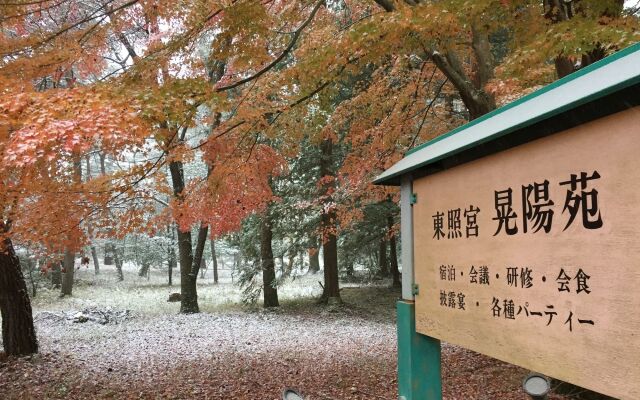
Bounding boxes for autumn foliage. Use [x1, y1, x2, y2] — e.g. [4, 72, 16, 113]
[0, 0, 637, 256]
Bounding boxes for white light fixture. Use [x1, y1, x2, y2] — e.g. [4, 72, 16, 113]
[523, 373, 551, 400]
[282, 389, 304, 400]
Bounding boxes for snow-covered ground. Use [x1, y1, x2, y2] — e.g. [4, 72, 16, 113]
[0, 265, 570, 399]
[28, 262, 325, 314]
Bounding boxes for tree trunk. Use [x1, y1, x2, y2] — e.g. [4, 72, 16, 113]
[321, 228, 340, 302]
[169, 160, 202, 314]
[51, 261, 61, 287]
[260, 212, 279, 308]
[85, 154, 91, 179]
[319, 139, 341, 303]
[378, 238, 389, 277]
[199, 258, 206, 279]
[61, 158, 81, 296]
[165, 73, 222, 310]
[430, 50, 496, 120]
[308, 239, 320, 274]
[174, 226, 198, 313]
[60, 250, 75, 296]
[211, 239, 219, 284]
[232, 252, 239, 283]
[470, 23, 495, 91]
[0, 223, 38, 356]
[114, 247, 124, 281]
[191, 224, 208, 283]
[368, 251, 376, 273]
[345, 261, 354, 277]
[167, 224, 176, 286]
[90, 246, 100, 275]
[104, 243, 114, 265]
[168, 246, 176, 286]
[284, 249, 294, 278]
[138, 263, 150, 277]
[299, 250, 305, 273]
[389, 217, 400, 288]
[554, 56, 575, 79]
[26, 257, 37, 298]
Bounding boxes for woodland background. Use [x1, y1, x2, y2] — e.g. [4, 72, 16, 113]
[0, 0, 638, 399]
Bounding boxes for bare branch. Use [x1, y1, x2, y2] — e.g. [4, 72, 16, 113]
[215, 0, 325, 92]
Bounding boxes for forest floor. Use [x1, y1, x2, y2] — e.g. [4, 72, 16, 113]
[0, 265, 573, 400]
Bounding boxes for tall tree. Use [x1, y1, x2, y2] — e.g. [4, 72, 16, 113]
[319, 138, 340, 303]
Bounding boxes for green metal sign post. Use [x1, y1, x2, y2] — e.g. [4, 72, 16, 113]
[397, 175, 443, 400]
[397, 300, 442, 400]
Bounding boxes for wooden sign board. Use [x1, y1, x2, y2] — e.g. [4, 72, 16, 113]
[413, 107, 640, 400]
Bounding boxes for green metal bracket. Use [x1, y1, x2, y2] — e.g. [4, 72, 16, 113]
[410, 193, 418, 204]
[412, 283, 419, 296]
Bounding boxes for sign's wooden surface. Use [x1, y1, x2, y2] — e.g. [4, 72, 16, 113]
[413, 107, 640, 400]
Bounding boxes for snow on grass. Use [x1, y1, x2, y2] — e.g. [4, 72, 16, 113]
[30, 262, 327, 316]
[2, 266, 404, 399]
[25, 264, 399, 378]
[1, 265, 573, 399]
